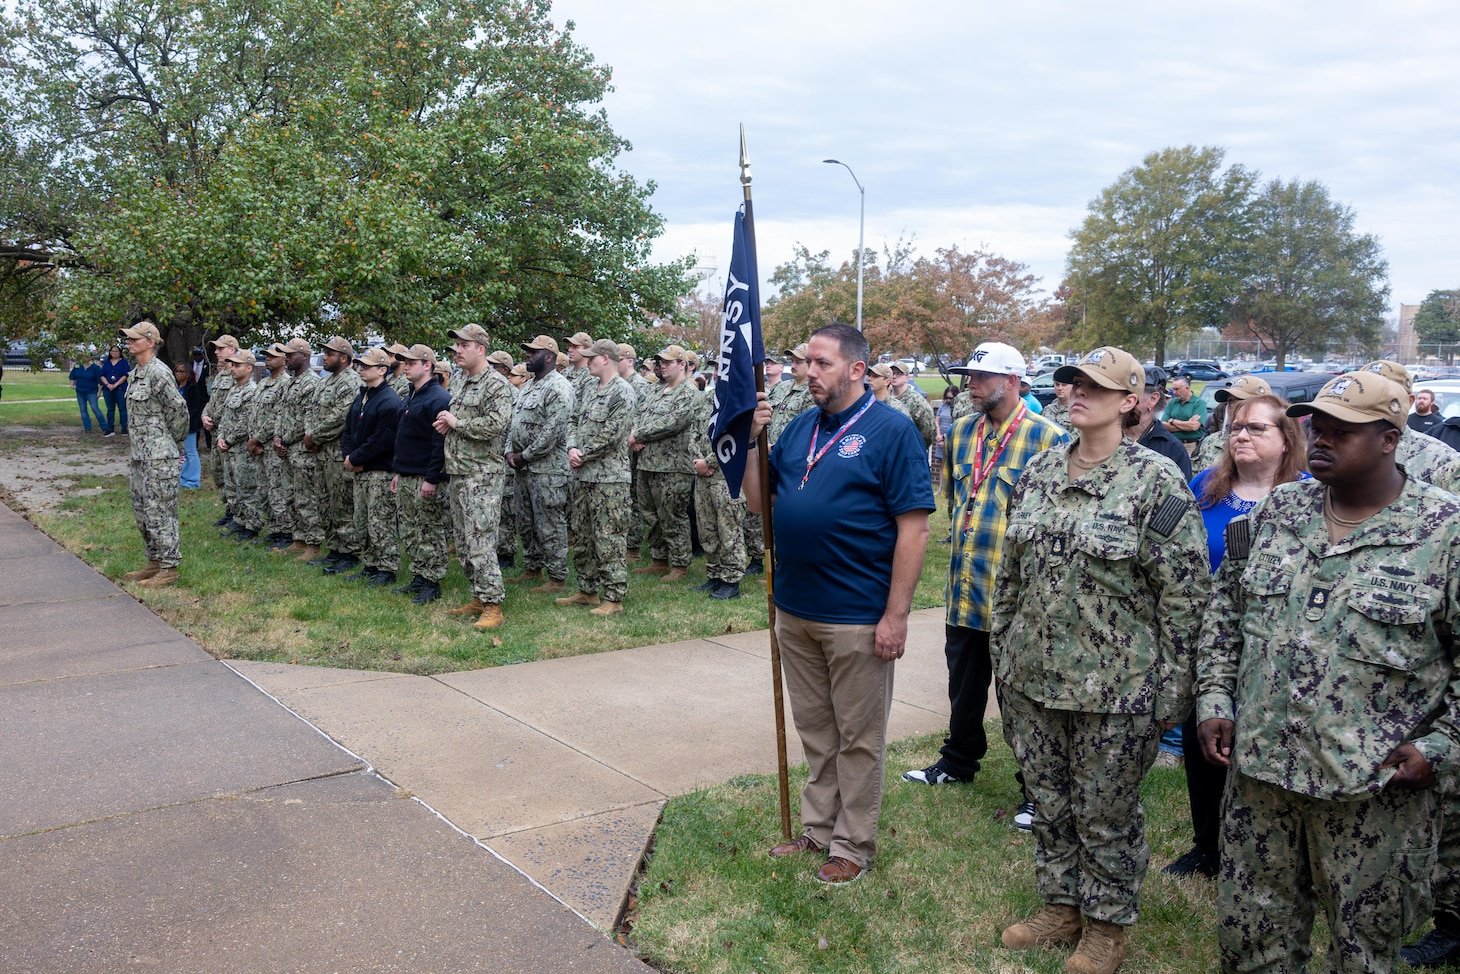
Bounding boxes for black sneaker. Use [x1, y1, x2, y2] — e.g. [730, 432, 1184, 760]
[901, 761, 967, 785]
[367, 570, 396, 587]
[497, 554, 515, 569]
[395, 574, 427, 596]
[323, 554, 359, 575]
[691, 579, 717, 592]
[1162, 847, 1218, 879]
[710, 581, 741, 600]
[412, 580, 442, 605]
[230, 527, 259, 541]
[269, 534, 294, 550]
[344, 568, 373, 582]
[1402, 928, 1460, 967]
[744, 558, 763, 575]
[103, 429, 116, 438]
[305, 549, 337, 565]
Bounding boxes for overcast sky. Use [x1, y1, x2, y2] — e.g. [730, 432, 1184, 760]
[549, 0, 1457, 311]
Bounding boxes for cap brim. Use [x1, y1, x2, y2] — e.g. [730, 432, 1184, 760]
[1287, 400, 1402, 429]
[1052, 364, 1125, 390]
[1214, 388, 1246, 402]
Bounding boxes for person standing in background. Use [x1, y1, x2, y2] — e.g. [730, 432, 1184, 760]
[100, 345, 131, 435]
[69, 355, 108, 434]
[173, 360, 208, 489]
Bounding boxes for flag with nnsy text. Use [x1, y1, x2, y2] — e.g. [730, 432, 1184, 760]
[709, 203, 764, 498]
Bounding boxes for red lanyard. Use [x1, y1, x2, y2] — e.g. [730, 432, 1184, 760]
[962, 402, 1026, 530]
[800, 396, 876, 491]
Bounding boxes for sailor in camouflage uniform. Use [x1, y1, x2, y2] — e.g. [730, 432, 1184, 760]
[1191, 375, 1273, 476]
[507, 335, 575, 592]
[341, 347, 403, 585]
[1041, 379, 1073, 430]
[272, 338, 324, 559]
[296, 336, 362, 566]
[201, 334, 239, 526]
[1360, 361, 1460, 493]
[1197, 371, 1460, 974]
[384, 342, 413, 398]
[558, 339, 634, 615]
[868, 363, 910, 417]
[993, 347, 1210, 974]
[689, 371, 747, 599]
[216, 349, 262, 541]
[435, 324, 515, 630]
[245, 344, 292, 547]
[630, 344, 697, 580]
[890, 362, 938, 450]
[768, 343, 816, 444]
[487, 350, 520, 567]
[117, 321, 189, 588]
[617, 343, 649, 555]
[565, 331, 595, 403]
[390, 345, 452, 603]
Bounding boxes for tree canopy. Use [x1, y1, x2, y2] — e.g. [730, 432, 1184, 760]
[1412, 289, 1460, 360]
[0, 0, 692, 359]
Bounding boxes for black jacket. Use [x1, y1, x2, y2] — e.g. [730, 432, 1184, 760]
[393, 380, 450, 484]
[1433, 417, 1460, 453]
[1137, 421, 1194, 481]
[343, 384, 403, 472]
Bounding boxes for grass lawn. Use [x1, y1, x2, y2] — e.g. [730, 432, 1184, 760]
[33, 473, 956, 675]
[1, 370, 79, 426]
[631, 730, 1235, 974]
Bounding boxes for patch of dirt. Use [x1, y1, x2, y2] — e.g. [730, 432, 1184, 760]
[0, 425, 132, 514]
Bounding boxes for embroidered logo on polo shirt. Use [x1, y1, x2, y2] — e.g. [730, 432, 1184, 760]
[837, 434, 866, 458]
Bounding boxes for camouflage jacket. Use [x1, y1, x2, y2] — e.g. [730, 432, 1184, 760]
[276, 369, 320, 446]
[768, 381, 815, 445]
[388, 371, 412, 399]
[1397, 427, 1460, 494]
[1192, 429, 1226, 475]
[568, 365, 593, 407]
[568, 375, 633, 483]
[952, 389, 975, 422]
[1197, 477, 1460, 799]
[688, 385, 717, 465]
[991, 437, 1210, 721]
[507, 369, 574, 475]
[895, 385, 938, 449]
[444, 367, 512, 478]
[217, 380, 258, 448]
[125, 357, 188, 462]
[633, 379, 696, 474]
[202, 369, 235, 424]
[307, 368, 362, 445]
[248, 372, 287, 445]
[1041, 399, 1071, 431]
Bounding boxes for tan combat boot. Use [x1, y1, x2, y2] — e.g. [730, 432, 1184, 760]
[634, 559, 670, 575]
[473, 604, 505, 630]
[1065, 920, 1126, 974]
[661, 566, 688, 582]
[588, 600, 622, 616]
[122, 561, 161, 582]
[136, 567, 179, 589]
[531, 578, 566, 594]
[512, 568, 543, 584]
[555, 591, 601, 607]
[447, 598, 485, 617]
[274, 540, 308, 556]
[1002, 904, 1082, 950]
[293, 544, 323, 562]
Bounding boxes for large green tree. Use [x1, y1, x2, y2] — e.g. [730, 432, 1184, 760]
[1225, 179, 1388, 370]
[0, 0, 691, 360]
[1413, 289, 1460, 362]
[1065, 145, 1255, 365]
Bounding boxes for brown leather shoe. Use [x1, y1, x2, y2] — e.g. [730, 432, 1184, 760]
[293, 544, 323, 562]
[136, 567, 179, 589]
[512, 568, 543, 584]
[660, 566, 688, 582]
[769, 834, 823, 858]
[531, 579, 566, 594]
[555, 591, 600, 607]
[122, 561, 161, 582]
[473, 604, 505, 630]
[588, 600, 622, 616]
[446, 598, 485, 616]
[815, 856, 863, 885]
[633, 559, 670, 575]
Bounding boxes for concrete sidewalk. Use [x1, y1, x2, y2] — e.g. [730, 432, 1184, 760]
[0, 500, 650, 974]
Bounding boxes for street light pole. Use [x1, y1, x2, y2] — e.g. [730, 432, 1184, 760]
[823, 158, 864, 332]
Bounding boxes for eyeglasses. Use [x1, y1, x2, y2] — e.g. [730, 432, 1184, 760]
[1229, 422, 1275, 437]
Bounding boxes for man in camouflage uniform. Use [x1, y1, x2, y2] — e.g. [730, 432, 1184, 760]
[384, 342, 413, 398]
[1197, 371, 1460, 974]
[618, 342, 650, 556]
[305, 336, 362, 566]
[558, 339, 634, 615]
[768, 343, 815, 443]
[200, 334, 239, 526]
[487, 350, 521, 568]
[1191, 375, 1273, 475]
[272, 338, 323, 560]
[1041, 379, 1073, 429]
[117, 321, 188, 588]
[216, 349, 262, 541]
[246, 343, 292, 547]
[390, 345, 451, 604]
[688, 371, 747, 599]
[507, 335, 575, 592]
[868, 363, 908, 414]
[341, 347, 403, 585]
[565, 331, 594, 402]
[890, 362, 938, 450]
[1361, 360, 1460, 493]
[630, 344, 696, 581]
[436, 324, 514, 630]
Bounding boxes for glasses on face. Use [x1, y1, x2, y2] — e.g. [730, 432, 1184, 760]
[1230, 422, 1275, 437]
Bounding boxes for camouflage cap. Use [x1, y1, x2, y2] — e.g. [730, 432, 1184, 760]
[1288, 372, 1407, 429]
[486, 350, 515, 369]
[396, 343, 436, 364]
[1361, 360, 1413, 395]
[208, 333, 240, 350]
[447, 323, 490, 345]
[354, 347, 393, 368]
[119, 321, 162, 343]
[567, 331, 593, 348]
[868, 362, 897, 379]
[264, 342, 289, 358]
[521, 334, 560, 353]
[586, 338, 621, 361]
[617, 342, 637, 360]
[653, 343, 688, 363]
[1053, 346, 1143, 393]
[787, 342, 810, 362]
[1215, 374, 1273, 403]
[282, 337, 313, 355]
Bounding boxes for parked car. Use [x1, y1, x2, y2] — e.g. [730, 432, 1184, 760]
[1170, 361, 1229, 381]
[1027, 371, 1059, 406]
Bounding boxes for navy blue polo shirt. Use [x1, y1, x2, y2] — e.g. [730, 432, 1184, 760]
[768, 387, 934, 625]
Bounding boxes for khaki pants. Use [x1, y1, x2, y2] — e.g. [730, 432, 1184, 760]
[776, 610, 894, 869]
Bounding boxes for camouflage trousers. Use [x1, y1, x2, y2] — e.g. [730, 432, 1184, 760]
[397, 476, 449, 583]
[285, 444, 325, 545]
[1432, 793, 1460, 924]
[743, 509, 764, 561]
[210, 437, 231, 507]
[693, 472, 746, 583]
[636, 471, 694, 568]
[318, 440, 358, 556]
[450, 474, 505, 606]
[130, 458, 180, 568]
[517, 472, 569, 581]
[1219, 772, 1436, 974]
[223, 448, 262, 531]
[262, 450, 291, 535]
[569, 480, 630, 603]
[998, 684, 1161, 926]
[351, 470, 398, 573]
[498, 468, 518, 559]
[627, 461, 644, 549]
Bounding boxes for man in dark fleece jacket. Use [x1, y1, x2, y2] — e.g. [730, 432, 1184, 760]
[342, 347, 404, 584]
[390, 344, 451, 604]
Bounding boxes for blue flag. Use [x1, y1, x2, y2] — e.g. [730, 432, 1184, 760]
[710, 203, 764, 498]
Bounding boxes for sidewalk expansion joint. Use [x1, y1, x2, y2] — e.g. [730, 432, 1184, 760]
[479, 799, 668, 841]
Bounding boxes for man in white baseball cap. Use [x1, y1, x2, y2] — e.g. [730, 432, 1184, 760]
[903, 341, 1068, 834]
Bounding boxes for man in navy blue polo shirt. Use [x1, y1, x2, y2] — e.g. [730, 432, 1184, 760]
[742, 322, 934, 885]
